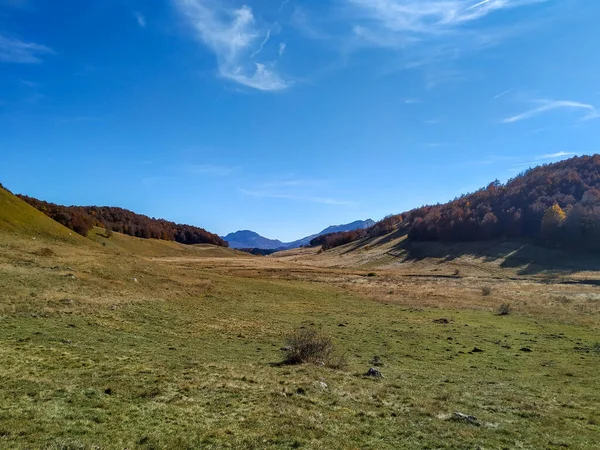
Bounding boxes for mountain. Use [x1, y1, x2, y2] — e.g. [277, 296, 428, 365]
[224, 219, 374, 250]
[283, 219, 375, 249]
[223, 230, 284, 250]
[313, 155, 600, 252]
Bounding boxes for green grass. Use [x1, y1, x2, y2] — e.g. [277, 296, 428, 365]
[1, 266, 599, 449]
[0, 188, 85, 245]
[86, 227, 245, 258]
[0, 197, 598, 449]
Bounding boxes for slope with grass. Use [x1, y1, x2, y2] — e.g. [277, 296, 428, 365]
[87, 227, 247, 258]
[0, 186, 85, 245]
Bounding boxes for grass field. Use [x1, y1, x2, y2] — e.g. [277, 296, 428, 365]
[1, 192, 599, 449]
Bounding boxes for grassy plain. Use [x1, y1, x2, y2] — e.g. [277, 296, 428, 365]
[0, 193, 599, 449]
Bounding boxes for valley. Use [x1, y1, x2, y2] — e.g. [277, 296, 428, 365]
[1, 187, 599, 449]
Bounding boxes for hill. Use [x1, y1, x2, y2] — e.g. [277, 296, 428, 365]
[224, 219, 374, 250]
[18, 195, 228, 247]
[314, 155, 600, 252]
[0, 184, 85, 244]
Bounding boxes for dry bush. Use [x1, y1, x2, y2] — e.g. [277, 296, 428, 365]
[497, 303, 512, 316]
[283, 328, 346, 369]
[481, 286, 492, 296]
[36, 248, 55, 257]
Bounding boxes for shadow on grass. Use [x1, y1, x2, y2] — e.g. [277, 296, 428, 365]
[388, 238, 600, 277]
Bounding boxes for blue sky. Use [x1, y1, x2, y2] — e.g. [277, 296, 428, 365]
[1, 0, 599, 241]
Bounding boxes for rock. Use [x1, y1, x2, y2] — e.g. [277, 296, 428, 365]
[318, 381, 328, 389]
[132, 277, 139, 283]
[450, 412, 481, 426]
[365, 367, 383, 378]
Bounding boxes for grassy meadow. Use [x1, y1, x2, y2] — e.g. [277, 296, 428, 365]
[0, 191, 599, 448]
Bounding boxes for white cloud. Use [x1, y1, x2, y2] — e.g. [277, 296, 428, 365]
[250, 29, 271, 58]
[174, 0, 289, 91]
[535, 151, 574, 160]
[135, 12, 146, 28]
[279, 42, 286, 57]
[512, 151, 575, 168]
[342, 0, 549, 67]
[494, 88, 513, 99]
[503, 100, 599, 123]
[0, 34, 54, 64]
[347, 0, 547, 35]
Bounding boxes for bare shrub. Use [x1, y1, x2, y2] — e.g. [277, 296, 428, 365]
[497, 303, 512, 316]
[36, 248, 55, 257]
[283, 328, 346, 368]
[481, 286, 492, 296]
[453, 269, 461, 277]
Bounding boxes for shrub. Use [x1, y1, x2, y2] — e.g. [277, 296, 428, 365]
[367, 272, 377, 277]
[481, 286, 492, 296]
[283, 328, 346, 369]
[36, 248, 55, 257]
[497, 303, 512, 316]
[105, 228, 114, 238]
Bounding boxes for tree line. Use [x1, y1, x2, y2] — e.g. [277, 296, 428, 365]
[18, 195, 229, 247]
[313, 155, 600, 252]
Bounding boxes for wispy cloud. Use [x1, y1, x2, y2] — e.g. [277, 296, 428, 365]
[278, 42, 286, 57]
[187, 164, 241, 176]
[174, 0, 289, 91]
[135, 12, 146, 28]
[0, 34, 54, 64]
[503, 100, 599, 123]
[240, 189, 353, 205]
[512, 151, 575, 168]
[535, 151, 574, 160]
[335, 0, 549, 78]
[20, 79, 40, 89]
[494, 88, 513, 99]
[347, 0, 547, 35]
[250, 29, 271, 58]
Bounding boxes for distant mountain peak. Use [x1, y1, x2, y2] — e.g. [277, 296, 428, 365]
[223, 219, 374, 250]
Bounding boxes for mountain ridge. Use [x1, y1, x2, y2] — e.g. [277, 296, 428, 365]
[224, 219, 375, 250]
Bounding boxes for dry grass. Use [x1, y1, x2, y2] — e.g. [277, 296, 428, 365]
[1, 194, 599, 449]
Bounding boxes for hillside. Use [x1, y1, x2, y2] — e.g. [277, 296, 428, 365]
[18, 195, 228, 247]
[0, 185, 85, 244]
[314, 155, 600, 252]
[87, 227, 247, 258]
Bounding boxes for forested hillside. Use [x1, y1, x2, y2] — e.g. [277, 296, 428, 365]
[314, 155, 600, 251]
[17, 195, 228, 247]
